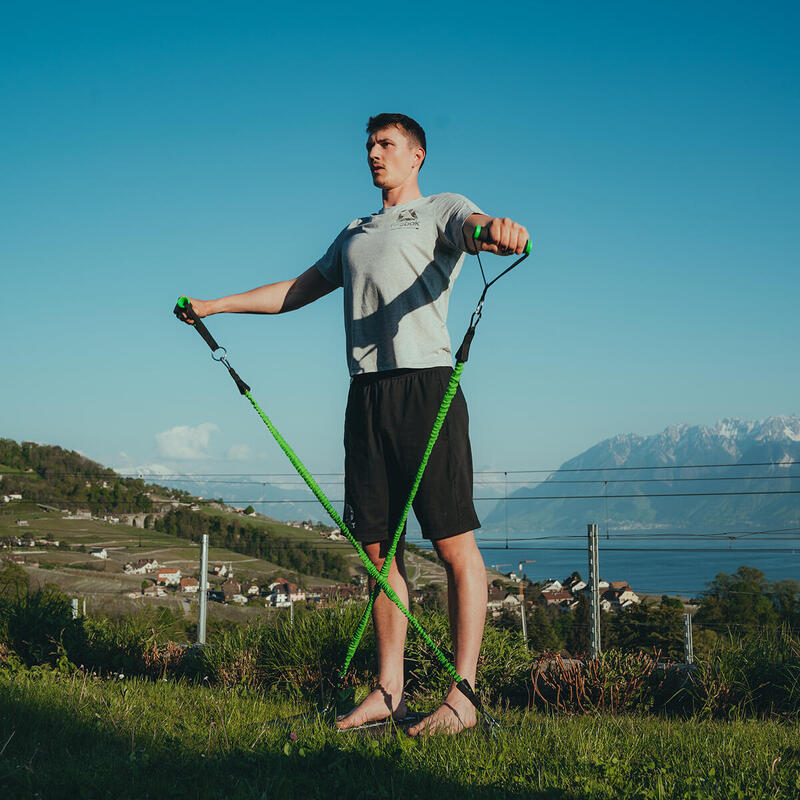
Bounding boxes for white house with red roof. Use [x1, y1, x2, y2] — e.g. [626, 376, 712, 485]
[156, 568, 181, 586]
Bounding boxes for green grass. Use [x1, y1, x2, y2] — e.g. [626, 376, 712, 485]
[0, 665, 798, 799]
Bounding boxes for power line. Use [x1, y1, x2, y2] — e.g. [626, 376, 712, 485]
[38, 473, 799, 487]
[188, 488, 800, 504]
[6, 459, 800, 480]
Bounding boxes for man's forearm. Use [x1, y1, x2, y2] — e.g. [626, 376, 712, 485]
[204, 280, 297, 316]
[194, 267, 336, 318]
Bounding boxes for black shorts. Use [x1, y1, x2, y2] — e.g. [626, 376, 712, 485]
[343, 366, 481, 544]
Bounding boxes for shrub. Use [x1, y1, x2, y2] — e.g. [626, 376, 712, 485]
[198, 603, 376, 696]
[686, 626, 800, 718]
[0, 583, 82, 666]
[529, 650, 687, 715]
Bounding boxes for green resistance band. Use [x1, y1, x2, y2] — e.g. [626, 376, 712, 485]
[172, 297, 486, 716]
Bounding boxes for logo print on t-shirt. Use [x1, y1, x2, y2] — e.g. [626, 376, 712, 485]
[391, 209, 420, 230]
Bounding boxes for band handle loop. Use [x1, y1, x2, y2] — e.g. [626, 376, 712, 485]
[455, 224, 533, 363]
[473, 224, 532, 289]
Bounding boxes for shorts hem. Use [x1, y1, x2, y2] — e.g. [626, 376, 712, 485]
[422, 518, 481, 542]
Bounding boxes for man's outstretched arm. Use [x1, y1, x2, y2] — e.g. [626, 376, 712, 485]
[179, 266, 337, 320]
[463, 214, 530, 256]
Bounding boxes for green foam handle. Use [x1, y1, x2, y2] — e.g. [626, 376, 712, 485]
[473, 225, 533, 255]
[178, 296, 189, 309]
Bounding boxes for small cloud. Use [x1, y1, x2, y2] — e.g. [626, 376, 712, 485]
[156, 423, 219, 460]
[227, 444, 251, 461]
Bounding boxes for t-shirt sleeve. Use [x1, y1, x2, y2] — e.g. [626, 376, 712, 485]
[312, 226, 350, 287]
[434, 193, 483, 252]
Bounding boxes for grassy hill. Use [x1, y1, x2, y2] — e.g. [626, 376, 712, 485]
[1, 502, 448, 624]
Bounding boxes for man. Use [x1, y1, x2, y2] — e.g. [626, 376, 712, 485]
[180, 113, 529, 734]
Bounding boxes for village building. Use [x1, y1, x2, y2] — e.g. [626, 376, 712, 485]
[579, 579, 609, 597]
[604, 581, 641, 610]
[486, 585, 506, 616]
[221, 578, 241, 600]
[564, 575, 587, 593]
[124, 558, 159, 575]
[540, 590, 579, 612]
[267, 578, 306, 607]
[501, 593, 522, 611]
[142, 584, 166, 598]
[180, 577, 200, 593]
[541, 579, 563, 593]
[156, 568, 182, 586]
[89, 548, 108, 559]
[318, 584, 360, 604]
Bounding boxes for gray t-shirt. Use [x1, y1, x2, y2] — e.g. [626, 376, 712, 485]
[314, 193, 482, 375]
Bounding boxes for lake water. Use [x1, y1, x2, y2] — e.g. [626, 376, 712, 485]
[410, 532, 800, 597]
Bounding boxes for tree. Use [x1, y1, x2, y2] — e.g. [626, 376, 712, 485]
[771, 579, 800, 630]
[526, 605, 561, 653]
[608, 599, 684, 661]
[695, 566, 779, 636]
[565, 594, 590, 656]
[244, 505, 255, 515]
[0, 562, 29, 598]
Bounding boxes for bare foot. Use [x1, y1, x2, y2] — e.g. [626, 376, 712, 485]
[408, 685, 478, 736]
[336, 685, 407, 730]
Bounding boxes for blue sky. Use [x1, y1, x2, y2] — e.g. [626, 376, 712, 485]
[2, 1, 798, 482]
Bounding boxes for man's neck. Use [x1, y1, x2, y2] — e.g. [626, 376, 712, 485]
[381, 182, 423, 208]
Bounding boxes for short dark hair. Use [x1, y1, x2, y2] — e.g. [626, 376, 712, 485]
[366, 113, 427, 169]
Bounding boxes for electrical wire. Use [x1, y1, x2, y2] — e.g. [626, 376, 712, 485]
[6, 459, 800, 480]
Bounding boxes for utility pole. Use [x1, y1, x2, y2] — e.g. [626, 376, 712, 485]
[683, 613, 694, 665]
[588, 523, 602, 658]
[71, 598, 79, 620]
[198, 534, 209, 645]
[518, 560, 535, 648]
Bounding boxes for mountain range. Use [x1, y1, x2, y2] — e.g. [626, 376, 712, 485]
[482, 415, 800, 534]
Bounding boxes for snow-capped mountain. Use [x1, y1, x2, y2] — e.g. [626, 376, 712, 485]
[484, 415, 800, 533]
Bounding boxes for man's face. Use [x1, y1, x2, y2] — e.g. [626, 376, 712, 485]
[366, 125, 423, 189]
